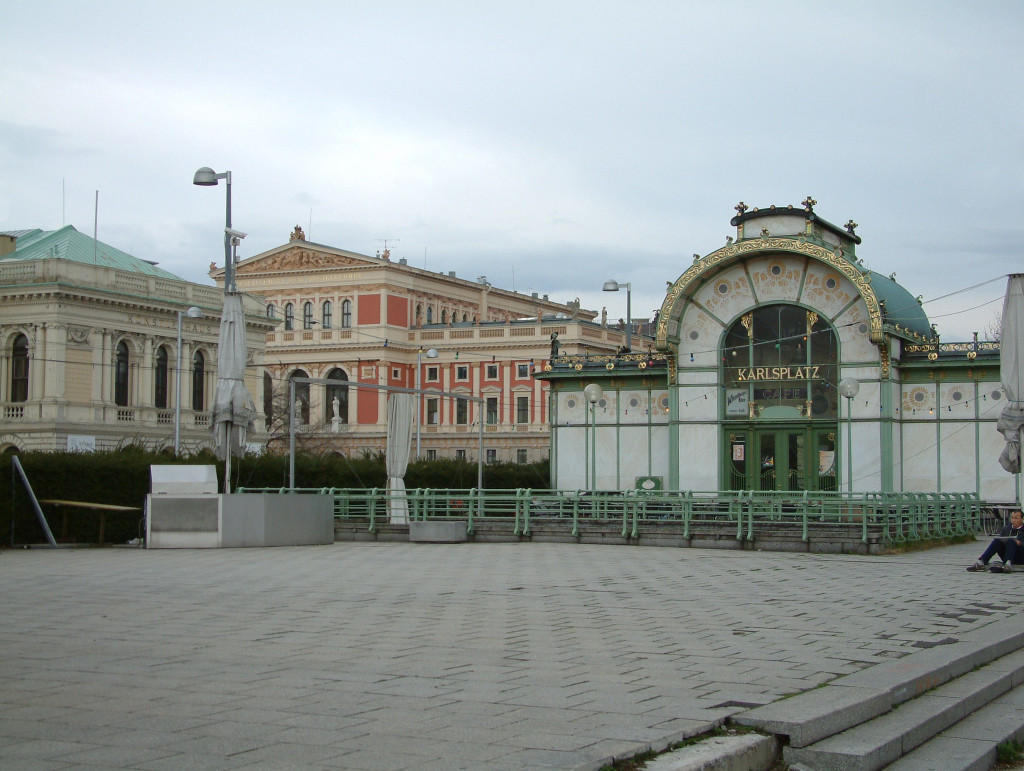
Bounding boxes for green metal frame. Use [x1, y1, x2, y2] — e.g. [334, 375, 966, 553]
[237, 486, 988, 547]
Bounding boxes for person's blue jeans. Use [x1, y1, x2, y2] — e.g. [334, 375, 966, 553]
[979, 538, 1023, 565]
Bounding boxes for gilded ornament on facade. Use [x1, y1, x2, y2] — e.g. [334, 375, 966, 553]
[656, 237, 884, 352]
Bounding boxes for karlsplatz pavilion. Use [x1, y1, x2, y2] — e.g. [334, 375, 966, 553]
[539, 202, 1012, 506]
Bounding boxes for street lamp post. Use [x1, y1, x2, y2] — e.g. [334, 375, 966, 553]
[174, 306, 203, 455]
[602, 280, 632, 351]
[415, 348, 439, 459]
[584, 383, 604, 490]
[192, 167, 233, 291]
[838, 378, 860, 494]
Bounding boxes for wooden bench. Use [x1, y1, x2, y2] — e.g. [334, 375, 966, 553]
[38, 499, 141, 544]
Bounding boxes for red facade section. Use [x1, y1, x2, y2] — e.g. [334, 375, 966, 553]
[358, 294, 380, 325]
[356, 365, 379, 424]
[387, 295, 409, 327]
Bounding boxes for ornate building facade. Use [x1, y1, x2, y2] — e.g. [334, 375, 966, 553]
[223, 227, 630, 462]
[0, 227, 274, 454]
[540, 203, 1014, 504]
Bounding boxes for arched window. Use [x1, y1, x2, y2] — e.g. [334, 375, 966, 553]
[266, 303, 276, 319]
[325, 368, 349, 423]
[114, 341, 130, 406]
[722, 303, 839, 419]
[154, 346, 169, 409]
[263, 372, 274, 430]
[441, 310, 448, 324]
[303, 302, 314, 330]
[289, 369, 310, 424]
[341, 299, 352, 328]
[322, 300, 333, 329]
[426, 306, 433, 324]
[284, 303, 294, 331]
[192, 350, 205, 411]
[10, 334, 29, 403]
[415, 304, 422, 325]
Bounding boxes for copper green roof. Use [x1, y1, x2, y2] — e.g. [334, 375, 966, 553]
[865, 269, 933, 338]
[0, 226, 182, 280]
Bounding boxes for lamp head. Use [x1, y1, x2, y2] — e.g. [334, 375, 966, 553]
[838, 378, 860, 399]
[426, 348, 439, 359]
[584, 383, 604, 404]
[602, 280, 620, 292]
[193, 167, 220, 186]
[186, 306, 202, 319]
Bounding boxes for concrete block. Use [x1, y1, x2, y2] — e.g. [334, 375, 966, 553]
[733, 685, 891, 748]
[644, 733, 778, 771]
[887, 736, 993, 771]
[409, 520, 468, 543]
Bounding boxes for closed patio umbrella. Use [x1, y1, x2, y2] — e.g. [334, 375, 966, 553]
[997, 274, 1024, 505]
[212, 291, 257, 493]
[386, 392, 415, 524]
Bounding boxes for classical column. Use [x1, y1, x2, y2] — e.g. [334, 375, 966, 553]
[30, 325, 45, 402]
[140, 337, 154, 408]
[42, 324, 67, 401]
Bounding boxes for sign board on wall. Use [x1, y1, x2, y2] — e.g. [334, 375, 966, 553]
[725, 389, 748, 416]
[66, 435, 96, 452]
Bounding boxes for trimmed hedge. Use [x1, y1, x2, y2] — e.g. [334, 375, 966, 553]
[1, 450, 549, 546]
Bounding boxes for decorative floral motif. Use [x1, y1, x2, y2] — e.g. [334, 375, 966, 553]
[902, 386, 934, 412]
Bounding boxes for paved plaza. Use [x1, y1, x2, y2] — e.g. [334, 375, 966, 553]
[1, 539, 1020, 770]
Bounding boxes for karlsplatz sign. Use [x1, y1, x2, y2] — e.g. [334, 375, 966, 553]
[735, 366, 821, 382]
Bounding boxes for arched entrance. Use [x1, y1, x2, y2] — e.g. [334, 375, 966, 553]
[721, 303, 839, 491]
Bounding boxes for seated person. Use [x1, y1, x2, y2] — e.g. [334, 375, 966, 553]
[967, 509, 1024, 573]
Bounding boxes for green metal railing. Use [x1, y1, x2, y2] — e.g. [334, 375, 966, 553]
[235, 486, 990, 546]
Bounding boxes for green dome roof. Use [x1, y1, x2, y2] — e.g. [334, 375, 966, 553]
[865, 270, 933, 339]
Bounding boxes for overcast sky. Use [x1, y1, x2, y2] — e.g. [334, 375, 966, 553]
[2, 1, 1021, 341]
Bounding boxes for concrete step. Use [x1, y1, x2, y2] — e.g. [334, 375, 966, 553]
[887, 681, 1024, 770]
[783, 649, 1024, 770]
[733, 613, 1024, 748]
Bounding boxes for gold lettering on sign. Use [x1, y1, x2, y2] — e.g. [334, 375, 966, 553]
[735, 366, 821, 382]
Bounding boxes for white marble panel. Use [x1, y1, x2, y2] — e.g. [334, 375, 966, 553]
[678, 305, 725, 367]
[557, 391, 586, 425]
[901, 423, 938, 492]
[940, 382, 972, 412]
[740, 213, 807, 238]
[555, 426, 587, 490]
[592, 391, 617, 424]
[691, 264, 754, 324]
[650, 426, 669, 483]
[620, 391, 649, 424]
[978, 387, 1007, 421]
[940, 421, 978, 492]
[800, 263, 858, 319]
[834, 301, 877, 362]
[981, 422, 1017, 502]
[847, 380, 881, 421]
[609, 427, 652, 489]
[651, 391, 671, 423]
[902, 384, 936, 417]
[678, 424, 718, 490]
[892, 423, 904, 491]
[850, 421, 881, 491]
[677, 386, 718, 422]
[746, 254, 803, 304]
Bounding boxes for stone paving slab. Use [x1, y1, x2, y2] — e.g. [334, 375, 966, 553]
[1, 539, 1020, 769]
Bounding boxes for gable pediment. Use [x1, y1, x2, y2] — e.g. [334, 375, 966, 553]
[236, 246, 370, 275]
